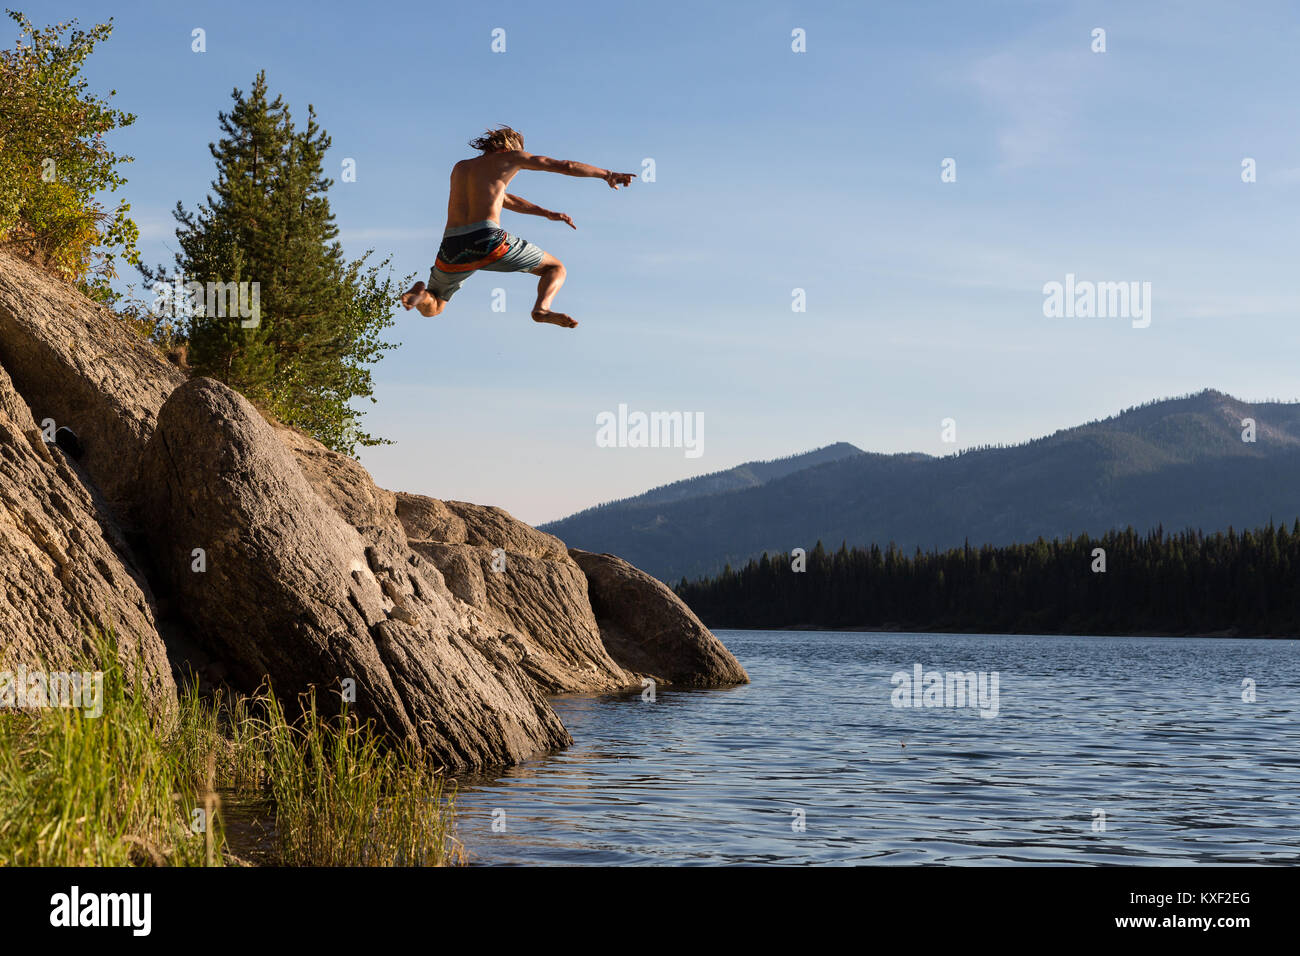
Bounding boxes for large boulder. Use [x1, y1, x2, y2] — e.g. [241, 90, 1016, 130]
[141, 377, 570, 768]
[0, 249, 185, 524]
[396, 494, 633, 693]
[274, 426, 629, 693]
[0, 359, 174, 708]
[569, 549, 750, 687]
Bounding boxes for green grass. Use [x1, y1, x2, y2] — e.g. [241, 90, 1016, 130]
[0, 631, 463, 866]
[0, 637, 216, 866]
[258, 689, 463, 866]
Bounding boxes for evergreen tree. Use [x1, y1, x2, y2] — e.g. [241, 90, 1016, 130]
[676, 518, 1300, 637]
[142, 71, 399, 454]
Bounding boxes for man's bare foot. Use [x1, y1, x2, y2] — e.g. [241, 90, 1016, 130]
[400, 280, 446, 317]
[400, 281, 426, 310]
[532, 308, 578, 328]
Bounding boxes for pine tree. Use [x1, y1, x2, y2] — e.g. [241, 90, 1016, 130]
[675, 516, 1300, 637]
[142, 71, 399, 454]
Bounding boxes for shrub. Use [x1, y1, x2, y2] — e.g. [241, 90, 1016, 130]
[0, 10, 139, 302]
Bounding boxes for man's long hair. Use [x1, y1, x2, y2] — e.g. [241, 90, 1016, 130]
[469, 125, 524, 153]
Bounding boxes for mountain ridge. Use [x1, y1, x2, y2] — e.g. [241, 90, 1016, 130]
[542, 389, 1300, 584]
[541, 441, 866, 525]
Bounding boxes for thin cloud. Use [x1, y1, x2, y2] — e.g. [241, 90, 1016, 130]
[969, 47, 1093, 169]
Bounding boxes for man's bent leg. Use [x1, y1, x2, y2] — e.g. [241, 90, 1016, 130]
[529, 253, 575, 328]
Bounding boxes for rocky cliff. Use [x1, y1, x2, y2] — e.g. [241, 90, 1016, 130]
[0, 249, 747, 770]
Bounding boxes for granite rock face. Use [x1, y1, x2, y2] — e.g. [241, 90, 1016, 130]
[0, 356, 174, 709]
[0, 249, 185, 524]
[395, 494, 634, 693]
[569, 549, 750, 687]
[274, 427, 633, 693]
[0, 248, 746, 770]
[141, 378, 571, 768]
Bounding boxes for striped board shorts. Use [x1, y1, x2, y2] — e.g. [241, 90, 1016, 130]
[427, 220, 547, 301]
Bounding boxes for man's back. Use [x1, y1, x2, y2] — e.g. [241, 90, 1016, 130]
[445, 152, 521, 227]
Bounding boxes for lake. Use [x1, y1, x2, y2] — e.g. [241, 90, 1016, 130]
[451, 630, 1300, 865]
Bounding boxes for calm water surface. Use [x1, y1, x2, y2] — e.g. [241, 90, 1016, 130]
[453, 631, 1300, 865]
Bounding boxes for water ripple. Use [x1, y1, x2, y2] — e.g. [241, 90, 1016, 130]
[453, 632, 1300, 865]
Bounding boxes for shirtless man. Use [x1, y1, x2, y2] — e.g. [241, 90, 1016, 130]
[400, 126, 634, 328]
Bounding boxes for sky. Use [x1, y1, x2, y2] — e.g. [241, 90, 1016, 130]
[19, 0, 1300, 524]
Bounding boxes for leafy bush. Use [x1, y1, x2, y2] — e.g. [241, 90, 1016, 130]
[0, 10, 139, 302]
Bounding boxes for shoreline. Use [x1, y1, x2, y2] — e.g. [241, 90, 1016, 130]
[709, 624, 1298, 640]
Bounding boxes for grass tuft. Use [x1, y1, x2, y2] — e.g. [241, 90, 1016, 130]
[0, 632, 216, 866]
[0, 628, 462, 866]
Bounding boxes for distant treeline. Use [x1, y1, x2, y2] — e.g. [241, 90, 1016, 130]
[674, 522, 1300, 636]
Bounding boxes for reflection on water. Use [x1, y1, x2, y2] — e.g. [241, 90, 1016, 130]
[451, 631, 1300, 865]
[218, 789, 277, 866]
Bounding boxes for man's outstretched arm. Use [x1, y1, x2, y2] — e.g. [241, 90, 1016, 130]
[513, 151, 635, 189]
[503, 193, 576, 228]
